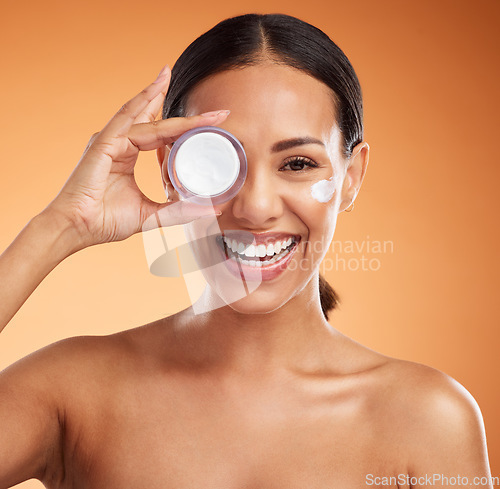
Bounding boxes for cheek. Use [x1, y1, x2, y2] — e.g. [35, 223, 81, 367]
[283, 183, 338, 248]
[283, 173, 341, 216]
[308, 166, 344, 204]
[310, 177, 336, 203]
[305, 175, 343, 251]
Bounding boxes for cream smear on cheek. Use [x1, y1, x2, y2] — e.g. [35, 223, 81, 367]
[310, 177, 336, 203]
[309, 126, 345, 203]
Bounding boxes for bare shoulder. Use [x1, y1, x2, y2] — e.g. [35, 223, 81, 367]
[0, 334, 124, 399]
[370, 356, 490, 474]
[379, 357, 484, 429]
[0, 322, 175, 487]
[337, 335, 483, 425]
[0, 318, 170, 393]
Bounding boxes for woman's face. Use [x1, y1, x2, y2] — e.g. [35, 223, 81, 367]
[162, 62, 368, 315]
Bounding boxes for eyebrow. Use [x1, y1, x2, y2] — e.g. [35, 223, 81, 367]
[239, 136, 325, 152]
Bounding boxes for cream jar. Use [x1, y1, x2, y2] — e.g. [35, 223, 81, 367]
[164, 126, 247, 205]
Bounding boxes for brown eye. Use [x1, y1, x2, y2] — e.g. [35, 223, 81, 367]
[281, 157, 318, 172]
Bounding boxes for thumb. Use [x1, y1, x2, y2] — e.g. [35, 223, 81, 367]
[141, 200, 222, 232]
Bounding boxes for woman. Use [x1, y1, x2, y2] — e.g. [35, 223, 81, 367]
[0, 13, 493, 489]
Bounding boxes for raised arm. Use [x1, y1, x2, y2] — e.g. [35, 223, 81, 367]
[0, 207, 81, 333]
[0, 65, 226, 334]
[0, 65, 228, 487]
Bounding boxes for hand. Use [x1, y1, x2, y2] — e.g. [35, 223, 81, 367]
[44, 65, 228, 251]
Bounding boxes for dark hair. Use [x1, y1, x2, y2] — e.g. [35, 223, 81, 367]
[162, 13, 364, 319]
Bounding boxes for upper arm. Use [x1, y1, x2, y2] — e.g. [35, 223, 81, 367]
[0, 345, 65, 488]
[405, 366, 492, 488]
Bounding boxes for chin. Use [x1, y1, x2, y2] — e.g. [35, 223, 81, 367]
[228, 295, 286, 314]
[218, 285, 298, 316]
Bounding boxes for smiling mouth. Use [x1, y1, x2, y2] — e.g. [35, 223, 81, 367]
[215, 234, 299, 268]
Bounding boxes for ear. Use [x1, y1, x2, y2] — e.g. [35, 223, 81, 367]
[156, 144, 179, 202]
[339, 141, 370, 212]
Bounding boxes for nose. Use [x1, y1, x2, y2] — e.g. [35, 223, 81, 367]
[230, 163, 284, 227]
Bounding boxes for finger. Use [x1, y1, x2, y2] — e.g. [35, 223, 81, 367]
[164, 181, 180, 202]
[127, 110, 231, 152]
[141, 200, 222, 232]
[99, 65, 171, 140]
[134, 85, 168, 124]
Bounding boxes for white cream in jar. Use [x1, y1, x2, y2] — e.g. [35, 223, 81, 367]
[166, 126, 247, 205]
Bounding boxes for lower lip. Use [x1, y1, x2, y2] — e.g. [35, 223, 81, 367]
[216, 238, 299, 282]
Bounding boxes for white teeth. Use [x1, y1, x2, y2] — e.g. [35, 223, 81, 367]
[244, 244, 256, 257]
[222, 236, 296, 261]
[256, 244, 267, 258]
[231, 243, 294, 268]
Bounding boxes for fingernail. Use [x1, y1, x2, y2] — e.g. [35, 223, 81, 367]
[198, 209, 222, 218]
[157, 64, 169, 77]
[204, 208, 222, 216]
[153, 64, 169, 83]
[200, 110, 231, 118]
[153, 74, 168, 84]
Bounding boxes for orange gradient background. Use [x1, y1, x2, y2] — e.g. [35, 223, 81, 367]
[1, 0, 499, 487]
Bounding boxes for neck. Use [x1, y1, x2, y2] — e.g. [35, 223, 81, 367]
[173, 275, 342, 378]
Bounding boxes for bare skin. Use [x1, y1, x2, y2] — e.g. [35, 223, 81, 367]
[0, 64, 492, 489]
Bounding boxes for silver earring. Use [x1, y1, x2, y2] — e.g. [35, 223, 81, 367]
[344, 200, 355, 212]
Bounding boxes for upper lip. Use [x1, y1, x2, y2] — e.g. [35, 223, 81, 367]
[220, 230, 301, 246]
